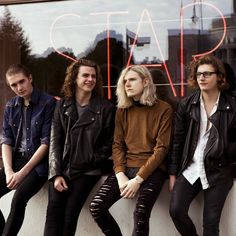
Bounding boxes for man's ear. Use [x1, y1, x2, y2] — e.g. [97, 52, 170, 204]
[143, 78, 149, 87]
[29, 75, 33, 83]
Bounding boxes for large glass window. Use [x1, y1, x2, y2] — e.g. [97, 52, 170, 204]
[0, 0, 235, 121]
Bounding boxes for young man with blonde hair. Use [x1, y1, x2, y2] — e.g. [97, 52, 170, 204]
[90, 65, 173, 236]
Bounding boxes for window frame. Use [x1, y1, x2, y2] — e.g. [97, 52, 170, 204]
[0, 0, 59, 6]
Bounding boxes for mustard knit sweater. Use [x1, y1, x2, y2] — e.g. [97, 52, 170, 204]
[113, 99, 173, 180]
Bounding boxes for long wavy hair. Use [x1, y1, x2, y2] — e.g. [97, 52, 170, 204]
[61, 59, 103, 98]
[116, 65, 157, 108]
[188, 54, 228, 91]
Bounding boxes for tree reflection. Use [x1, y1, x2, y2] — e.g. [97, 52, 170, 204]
[0, 6, 31, 64]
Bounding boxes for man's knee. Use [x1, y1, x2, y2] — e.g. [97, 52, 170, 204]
[169, 202, 184, 220]
[90, 195, 105, 219]
[90, 182, 113, 219]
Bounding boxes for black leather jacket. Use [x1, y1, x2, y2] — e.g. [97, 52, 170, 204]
[48, 95, 115, 180]
[169, 91, 236, 186]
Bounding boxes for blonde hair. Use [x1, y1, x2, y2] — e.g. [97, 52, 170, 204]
[116, 65, 157, 108]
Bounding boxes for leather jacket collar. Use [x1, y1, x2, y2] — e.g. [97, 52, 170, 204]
[190, 90, 232, 111]
[62, 95, 102, 124]
[189, 91, 232, 122]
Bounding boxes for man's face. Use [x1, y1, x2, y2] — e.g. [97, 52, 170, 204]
[196, 64, 219, 93]
[75, 66, 96, 94]
[124, 70, 147, 101]
[7, 72, 33, 100]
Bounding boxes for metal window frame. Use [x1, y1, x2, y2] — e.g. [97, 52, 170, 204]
[0, 0, 62, 6]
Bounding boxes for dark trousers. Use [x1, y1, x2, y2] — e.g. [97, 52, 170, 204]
[169, 175, 233, 236]
[44, 174, 100, 236]
[90, 169, 167, 236]
[0, 157, 47, 236]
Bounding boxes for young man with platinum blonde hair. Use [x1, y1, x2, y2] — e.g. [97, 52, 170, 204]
[90, 65, 173, 236]
[116, 65, 157, 108]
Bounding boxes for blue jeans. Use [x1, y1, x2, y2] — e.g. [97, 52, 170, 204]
[169, 175, 233, 236]
[90, 168, 167, 236]
[0, 156, 46, 236]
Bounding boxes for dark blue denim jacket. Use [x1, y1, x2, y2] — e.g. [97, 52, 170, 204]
[1, 87, 56, 176]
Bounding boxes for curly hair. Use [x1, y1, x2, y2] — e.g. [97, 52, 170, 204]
[116, 65, 157, 108]
[61, 59, 103, 98]
[188, 54, 228, 91]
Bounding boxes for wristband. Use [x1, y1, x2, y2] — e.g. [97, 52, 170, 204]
[135, 176, 143, 184]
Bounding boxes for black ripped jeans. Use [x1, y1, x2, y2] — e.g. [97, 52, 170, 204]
[90, 168, 167, 236]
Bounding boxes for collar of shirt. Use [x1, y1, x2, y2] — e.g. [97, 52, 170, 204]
[14, 87, 40, 107]
[200, 92, 220, 115]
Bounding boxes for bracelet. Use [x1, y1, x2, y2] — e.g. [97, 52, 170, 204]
[135, 176, 143, 184]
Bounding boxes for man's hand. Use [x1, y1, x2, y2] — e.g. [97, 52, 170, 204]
[169, 175, 176, 192]
[5, 169, 14, 186]
[120, 177, 141, 199]
[54, 176, 69, 192]
[6, 169, 28, 189]
[116, 172, 129, 193]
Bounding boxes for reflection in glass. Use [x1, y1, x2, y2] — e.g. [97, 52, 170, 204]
[0, 0, 235, 103]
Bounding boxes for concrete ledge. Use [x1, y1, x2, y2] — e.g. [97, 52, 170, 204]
[1, 178, 236, 236]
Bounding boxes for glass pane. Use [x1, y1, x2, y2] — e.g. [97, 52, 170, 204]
[0, 0, 235, 118]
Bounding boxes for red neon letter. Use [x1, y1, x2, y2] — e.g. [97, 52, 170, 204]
[90, 11, 128, 99]
[180, 2, 226, 96]
[126, 9, 177, 97]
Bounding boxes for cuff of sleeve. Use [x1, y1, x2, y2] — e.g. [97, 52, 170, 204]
[136, 167, 148, 181]
[1, 137, 13, 146]
[40, 137, 49, 145]
[168, 165, 178, 175]
[114, 166, 126, 175]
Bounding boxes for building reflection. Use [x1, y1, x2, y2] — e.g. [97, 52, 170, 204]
[0, 0, 236, 127]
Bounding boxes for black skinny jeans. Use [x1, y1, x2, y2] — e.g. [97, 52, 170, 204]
[0, 156, 47, 236]
[44, 174, 100, 236]
[169, 175, 233, 236]
[90, 168, 167, 236]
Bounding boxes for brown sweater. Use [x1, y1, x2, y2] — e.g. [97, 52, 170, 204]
[113, 99, 173, 180]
